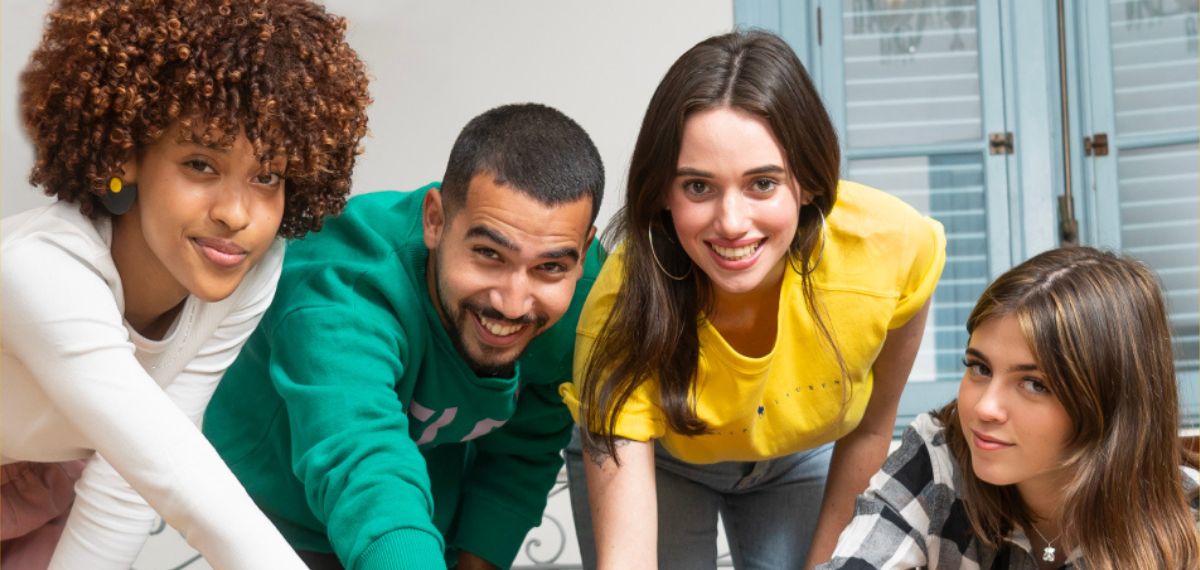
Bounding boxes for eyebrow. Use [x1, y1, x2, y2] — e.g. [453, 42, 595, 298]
[675, 165, 787, 178]
[744, 165, 786, 176]
[676, 167, 714, 178]
[467, 225, 518, 251]
[964, 348, 1041, 372]
[466, 225, 580, 263]
[181, 140, 231, 154]
[540, 247, 581, 263]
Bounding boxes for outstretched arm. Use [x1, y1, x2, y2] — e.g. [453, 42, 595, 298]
[804, 300, 930, 569]
[584, 435, 658, 570]
[815, 418, 944, 570]
[0, 243, 305, 570]
[449, 379, 575, 568]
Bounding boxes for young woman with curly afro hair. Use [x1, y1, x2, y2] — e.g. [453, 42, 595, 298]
[1, 1, 370, 568]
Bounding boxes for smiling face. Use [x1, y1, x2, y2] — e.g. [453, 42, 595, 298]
[423, 173, 595, 377]
[958, 314, 1074, 494]
[117, 124, 286, 305]
[666, 106, 810, 298]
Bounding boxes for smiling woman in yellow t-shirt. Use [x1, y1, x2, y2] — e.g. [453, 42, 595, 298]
[558, 30, 946, 570]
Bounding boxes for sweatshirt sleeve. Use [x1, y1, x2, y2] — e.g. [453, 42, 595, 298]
[267, 305, 447, 570]
[0, 243, 305, 570]
[447, 378, 573, 567]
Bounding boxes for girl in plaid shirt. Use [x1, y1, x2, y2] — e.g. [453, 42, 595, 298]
[820, 246, 1199, 569]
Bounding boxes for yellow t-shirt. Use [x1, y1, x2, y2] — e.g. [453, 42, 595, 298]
[560, 181, 946, 464]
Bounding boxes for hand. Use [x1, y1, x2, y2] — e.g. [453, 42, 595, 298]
[456, 550, 500, 570]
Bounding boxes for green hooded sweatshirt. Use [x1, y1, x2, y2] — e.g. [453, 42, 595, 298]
[204, 184, 602, 569]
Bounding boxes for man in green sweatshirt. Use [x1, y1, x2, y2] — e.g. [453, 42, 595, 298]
[203, 103, 605, 570]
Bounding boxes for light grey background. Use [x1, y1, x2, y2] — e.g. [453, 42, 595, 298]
[1, 1, 734, 567]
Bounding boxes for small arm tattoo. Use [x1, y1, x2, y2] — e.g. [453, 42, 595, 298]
[583, 434, 633, 467]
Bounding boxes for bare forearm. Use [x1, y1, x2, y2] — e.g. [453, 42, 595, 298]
[583, 436, 658, 570]
[806, 301, 930, 568]
[804, 428, 894, 568]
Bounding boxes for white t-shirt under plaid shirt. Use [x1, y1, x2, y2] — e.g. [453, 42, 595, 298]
[818, 413, 1200, 569]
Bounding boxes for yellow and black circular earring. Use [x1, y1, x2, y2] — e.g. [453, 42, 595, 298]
[100, 177, 137, 215]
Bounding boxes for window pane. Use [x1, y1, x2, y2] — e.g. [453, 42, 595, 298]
[848, 153, 988, 382]
[1117, 144, 1199, 372]
[843, 0, 982, 148]
[1109, 0, 1199, 138]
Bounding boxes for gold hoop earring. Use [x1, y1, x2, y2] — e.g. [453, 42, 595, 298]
[648, 225, 692, 281]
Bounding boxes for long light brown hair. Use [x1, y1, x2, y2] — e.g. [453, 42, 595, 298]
[935, 246, 1199, 569]
[577, 30, 845, 460]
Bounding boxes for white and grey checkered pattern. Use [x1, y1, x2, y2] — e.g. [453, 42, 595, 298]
[817, 413, 1200, 570]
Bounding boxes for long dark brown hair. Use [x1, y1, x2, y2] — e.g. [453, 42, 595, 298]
[934, 246, 1199, 569]
[578, 30, 844, 459]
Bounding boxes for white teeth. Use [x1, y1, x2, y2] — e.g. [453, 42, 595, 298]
[711, 242, 760, 261]
[477, 313, 523, 336]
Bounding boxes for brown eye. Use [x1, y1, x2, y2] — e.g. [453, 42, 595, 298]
[1022, 378, 1051, 395]
[473, 246, 500, 260]
[961, 358, 990, 378]
[683, 180, 709, 196]
[538, 262, 568, 274]
[751, 178, 778, 192]
[185, 159, 216, 174]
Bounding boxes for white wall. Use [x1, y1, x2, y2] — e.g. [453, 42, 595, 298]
[1, 2, 733, 568]
[2, 0, 735, 235]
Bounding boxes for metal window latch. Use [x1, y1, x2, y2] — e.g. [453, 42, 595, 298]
[1058, 194, 1079, 245]
[1083, 133, 1109, 156]
[988, 132, 1014, 155]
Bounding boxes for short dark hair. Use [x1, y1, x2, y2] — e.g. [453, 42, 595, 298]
[441, 103, 604, 224]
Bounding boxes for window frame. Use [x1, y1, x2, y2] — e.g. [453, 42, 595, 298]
[736, 0, 1199, 434]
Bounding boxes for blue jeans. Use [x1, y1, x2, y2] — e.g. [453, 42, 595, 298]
[564, 428, 833, 570]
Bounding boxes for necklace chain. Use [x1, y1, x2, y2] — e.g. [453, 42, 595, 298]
[1030, 524, 1062, 564]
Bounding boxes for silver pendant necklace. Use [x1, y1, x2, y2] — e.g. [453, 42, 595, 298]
[1030, 524, 1061, 563]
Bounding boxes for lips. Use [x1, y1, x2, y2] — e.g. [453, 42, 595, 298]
[971, 429, 1015, 451]
[477, 312, 525, 336]
[192, 237, 248, 269]
[711, 242, 760, 260]
[706, 238, 765, 269]
[471, 310, 528, 347]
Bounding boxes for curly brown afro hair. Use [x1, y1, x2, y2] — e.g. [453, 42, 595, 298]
[20, 0, 371, 238]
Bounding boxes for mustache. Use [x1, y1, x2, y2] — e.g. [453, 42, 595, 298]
[463, 301, 548, 328]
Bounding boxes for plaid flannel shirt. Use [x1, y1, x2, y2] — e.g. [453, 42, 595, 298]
[818, 413, 1200, 569]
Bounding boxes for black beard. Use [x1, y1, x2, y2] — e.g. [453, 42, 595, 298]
[440, 301, 517, 378]
[433, 257, 547, 378]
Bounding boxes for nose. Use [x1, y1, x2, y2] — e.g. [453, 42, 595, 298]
[714, 189, 751, 238]
[972, 382, 1008, 424]
[210, 181, 251, 233]
[489, 270, 534, 320]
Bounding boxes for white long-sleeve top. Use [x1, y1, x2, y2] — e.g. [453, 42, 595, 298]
[1, 201, 305, 569]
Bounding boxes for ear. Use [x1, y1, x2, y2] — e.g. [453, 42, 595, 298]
[118, 157, 139, 185]
[800, 190, 815, 207]
[580, 225, 598, 265]
[423, 188, 445, 250]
